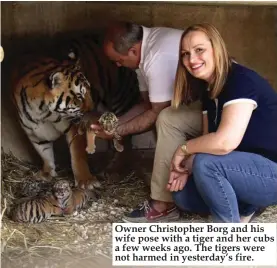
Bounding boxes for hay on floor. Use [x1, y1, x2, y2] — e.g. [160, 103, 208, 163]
[1, 151, 276, 267]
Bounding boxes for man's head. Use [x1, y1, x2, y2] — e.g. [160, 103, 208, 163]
[103, 22, 143, 69]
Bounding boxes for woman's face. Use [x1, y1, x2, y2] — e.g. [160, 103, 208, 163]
[181, 30, 215, 83]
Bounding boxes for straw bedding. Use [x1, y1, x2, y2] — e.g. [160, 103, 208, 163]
[1, 151, 276, 267]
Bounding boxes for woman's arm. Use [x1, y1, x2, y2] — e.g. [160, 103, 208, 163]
[171, 102, 255, 173]
[186, 102, 255, 155]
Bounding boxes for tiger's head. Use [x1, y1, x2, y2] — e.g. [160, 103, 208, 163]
[44, 60, 94, 120]
[53, 179, 72, 201]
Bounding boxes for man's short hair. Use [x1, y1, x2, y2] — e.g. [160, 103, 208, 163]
[105, 21, 143, 55]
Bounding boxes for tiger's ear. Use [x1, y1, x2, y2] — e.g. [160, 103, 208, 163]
[49, 72, 63, 89]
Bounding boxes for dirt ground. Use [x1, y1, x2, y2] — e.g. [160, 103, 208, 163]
[1, 149, 277, 268]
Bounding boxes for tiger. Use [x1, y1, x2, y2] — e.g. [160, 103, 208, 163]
[10, 179, 96, 224]
[10, 194, 63, 224]
[51, 179, 97, 215]
[12, 35, 141, 190]
[12, 54, 101, 190]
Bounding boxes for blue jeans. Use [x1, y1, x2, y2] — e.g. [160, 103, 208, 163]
[172, 151, 277, 223]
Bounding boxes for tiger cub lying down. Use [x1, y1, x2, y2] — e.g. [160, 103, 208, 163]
[10, 180, 97, 224]
[78, 111, 124, 154]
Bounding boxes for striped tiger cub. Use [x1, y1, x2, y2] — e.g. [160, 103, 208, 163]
[78, 111, 123, 154]
[51, 179, 96, 215]
[12, 54, 101, 190]
[10, 179, 96, 223]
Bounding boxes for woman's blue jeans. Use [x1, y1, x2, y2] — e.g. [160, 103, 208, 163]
[172, 151, 277, 223]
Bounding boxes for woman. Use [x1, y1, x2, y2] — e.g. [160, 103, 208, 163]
[168, 23, 277, 223]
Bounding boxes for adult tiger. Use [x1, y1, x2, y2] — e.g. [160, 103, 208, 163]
[12, 37, 141, 190]
[12, 54, 101, 189]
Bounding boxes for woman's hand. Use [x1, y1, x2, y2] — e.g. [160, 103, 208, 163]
[167, 169, 189, 192]
[171, 145, 189, 173]
[183, 154, 195, 174]
[167, 147, 196, 192]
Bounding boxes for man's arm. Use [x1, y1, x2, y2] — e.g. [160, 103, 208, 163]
[90, 91, 169, 138]
[117, 54, 177, 136]
[117, 91, 151, 124]
[117, 100, 170, 137]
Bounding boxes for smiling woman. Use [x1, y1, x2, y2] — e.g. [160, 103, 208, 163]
[180, 31, 215, 83]
[169, 23, 277, 223]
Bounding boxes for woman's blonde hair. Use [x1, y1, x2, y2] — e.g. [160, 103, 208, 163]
[172, 23, 232, 108]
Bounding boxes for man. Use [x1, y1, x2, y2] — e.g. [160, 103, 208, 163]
[93, 21, 202, 222]
[93, 21, 182, 137]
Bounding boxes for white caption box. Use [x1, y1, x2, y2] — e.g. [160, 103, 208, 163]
[112, 223, 276, 266]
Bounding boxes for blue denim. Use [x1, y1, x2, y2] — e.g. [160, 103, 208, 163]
[172, 151, 277, 223]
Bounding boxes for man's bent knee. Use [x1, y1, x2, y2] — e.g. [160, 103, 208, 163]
[156, 106, 175, 129]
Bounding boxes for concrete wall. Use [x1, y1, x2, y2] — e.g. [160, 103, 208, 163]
[1, 2, 277, 164]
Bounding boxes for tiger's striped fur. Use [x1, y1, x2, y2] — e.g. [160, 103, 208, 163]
[10, 195, 63, 224]
[10, 180, 95, 223]
[10, 195, 61, 224]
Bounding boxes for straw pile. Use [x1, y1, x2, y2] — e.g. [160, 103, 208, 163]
[1, 151, 276, 267]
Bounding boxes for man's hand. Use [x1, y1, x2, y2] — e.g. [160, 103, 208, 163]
[90, 124, 114, 140]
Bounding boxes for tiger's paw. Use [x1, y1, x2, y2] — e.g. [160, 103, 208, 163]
[76, 175, 102, 190]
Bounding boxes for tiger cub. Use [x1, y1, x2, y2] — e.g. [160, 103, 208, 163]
[12, 54, 101, 190]
[10, 179, 96, 223]
[51, 179, 96, 214]
[78, 111, 123, 154]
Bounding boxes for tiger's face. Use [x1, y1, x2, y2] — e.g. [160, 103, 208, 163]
[53, 180, 72, 201]
[44, 67, 93, 120]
